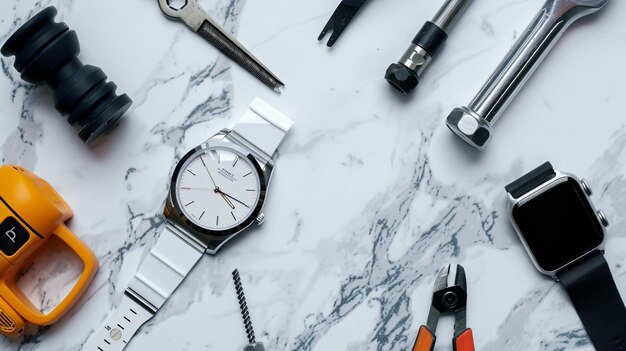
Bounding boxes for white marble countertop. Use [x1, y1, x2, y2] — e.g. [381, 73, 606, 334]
[1, 0, 625, 350]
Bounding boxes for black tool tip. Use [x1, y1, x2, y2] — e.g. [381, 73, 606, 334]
[385, 63, 419, 94]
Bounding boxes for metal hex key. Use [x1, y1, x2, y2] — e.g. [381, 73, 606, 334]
[446, 0, 608, 150]
[158, 0, 284, 92]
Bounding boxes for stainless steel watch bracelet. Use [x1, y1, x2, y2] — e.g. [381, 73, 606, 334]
[230, 98, 293, 161]
[84, 98, 293, 350]
[83, 224, 205, 351]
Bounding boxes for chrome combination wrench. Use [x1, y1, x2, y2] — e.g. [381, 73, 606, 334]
[446, 0, 608, 150]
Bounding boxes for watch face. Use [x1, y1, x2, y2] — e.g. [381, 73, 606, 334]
[175, 147, 261, 231]
[512, 178, 604, 272]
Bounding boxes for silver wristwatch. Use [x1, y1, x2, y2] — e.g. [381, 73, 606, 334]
[84, 98, 293, 350]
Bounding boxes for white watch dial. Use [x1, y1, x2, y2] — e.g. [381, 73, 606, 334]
[176, 147, 261, 230]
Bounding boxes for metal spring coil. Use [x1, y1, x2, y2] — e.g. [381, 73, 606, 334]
[232, 269, 256, 344]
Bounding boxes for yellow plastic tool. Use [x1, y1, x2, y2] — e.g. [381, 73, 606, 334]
[0, 165, 98, 337]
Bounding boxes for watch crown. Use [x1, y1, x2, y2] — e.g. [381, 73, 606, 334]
[597, 210, 609, 227]
[255, 213, 265, 225]
[581, 179, 593, 196]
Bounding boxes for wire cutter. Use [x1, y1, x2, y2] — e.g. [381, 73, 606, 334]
[412, 264, 475, 351]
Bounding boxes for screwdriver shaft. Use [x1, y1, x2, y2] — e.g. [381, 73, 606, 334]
[431, 0, 472, 33]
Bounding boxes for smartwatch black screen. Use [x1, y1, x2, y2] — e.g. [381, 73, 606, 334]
[512, 178, 604, 272]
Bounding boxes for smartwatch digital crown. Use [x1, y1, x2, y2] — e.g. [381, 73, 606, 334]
[84, 98, 293, 351]
[506, 162, 626, 351]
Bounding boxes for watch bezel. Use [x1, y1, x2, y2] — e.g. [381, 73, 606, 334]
[507, 170, 607, 278]
[165, 138, 269, 247]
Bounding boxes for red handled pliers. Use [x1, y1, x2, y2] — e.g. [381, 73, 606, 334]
[412, 264, 475, 351]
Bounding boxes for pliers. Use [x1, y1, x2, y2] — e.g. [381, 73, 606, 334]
[412, 264, 475, 351]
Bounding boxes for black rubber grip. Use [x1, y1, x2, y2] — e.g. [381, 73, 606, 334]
[558, 252, 626, 350]
[505, 162, 556, 199]
[412, 21, 448, 56]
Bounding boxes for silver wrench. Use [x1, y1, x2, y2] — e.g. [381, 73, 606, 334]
[445, 0, 608, 150]
[158, 0, 284, 92]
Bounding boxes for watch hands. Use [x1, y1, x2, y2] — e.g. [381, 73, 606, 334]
[180, 186, 245, 209]
[217, 190, 250, 209]
[180, 186, 239, 209]
[198, 155, 236, 209]
[190, 156, 249, 209]
[218, 191, 236, 209]
[200, 155, 218, 188]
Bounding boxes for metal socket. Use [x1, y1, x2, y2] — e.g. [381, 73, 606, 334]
[446, 0, 608, 150]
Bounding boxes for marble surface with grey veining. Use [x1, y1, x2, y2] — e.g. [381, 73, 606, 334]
[1, 0, 625, 350]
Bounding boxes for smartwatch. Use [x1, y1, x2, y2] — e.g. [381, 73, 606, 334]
[84, 98, 293, 350]
[505, 162, 626, 350]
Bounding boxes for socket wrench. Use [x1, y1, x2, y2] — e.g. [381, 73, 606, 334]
[446, 0, 608, 150]
[386, 0, 472, 94]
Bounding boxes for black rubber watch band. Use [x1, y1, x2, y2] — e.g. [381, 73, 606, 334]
[505, 161, 556, 198]
[507, 162, 626, 349]
[558, 252, 626, 350]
